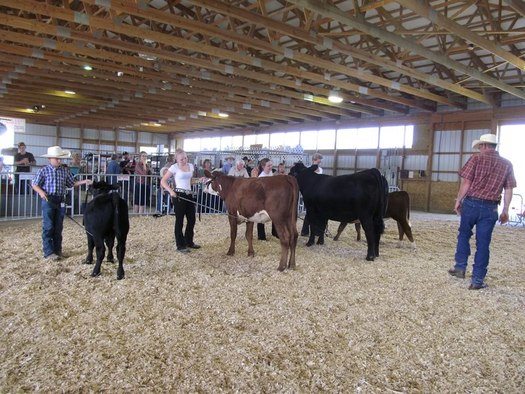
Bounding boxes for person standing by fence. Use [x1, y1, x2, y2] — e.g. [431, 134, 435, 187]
[14, 142, 36, 194]
[133, 151, 151, 215]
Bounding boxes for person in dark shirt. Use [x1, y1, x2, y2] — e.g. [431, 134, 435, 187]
[32, 146, 92, 261]
[119, 152, 135, 174]
[14, 142, 36, 193]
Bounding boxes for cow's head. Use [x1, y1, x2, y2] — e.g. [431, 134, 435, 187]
[90, 180, 120, 197]
[202, 169, 222, 196]
[288, 162, 308, 177]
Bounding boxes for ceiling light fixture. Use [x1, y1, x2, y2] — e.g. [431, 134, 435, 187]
[83, 64, 93, 71]
[64, 90, 76, 95]
[328, 90, 344, 104]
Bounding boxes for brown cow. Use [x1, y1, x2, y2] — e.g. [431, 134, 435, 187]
[333, 191, 415, 249]
[203, 170, 299, 271]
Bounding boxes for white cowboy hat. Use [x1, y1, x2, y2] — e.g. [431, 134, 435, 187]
[42, 146, 71, 158]
[472, 133, 498, 149]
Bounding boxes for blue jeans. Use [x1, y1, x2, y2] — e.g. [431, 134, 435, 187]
[41, 197, 66, 257]
[454, 197, 498, 286]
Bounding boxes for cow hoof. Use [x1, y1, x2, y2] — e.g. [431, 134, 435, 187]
[305, 241, 314, 247]
[90, 271, 101, 277]
[317, 240, 324, 245]
[366, 256, 375, 261]
[277, 265, 286, 272]
[248, 252, 254, 257]
[83, 259, 93, 265]
[117, 275, 124, 280]
[107, 258, 115, 263]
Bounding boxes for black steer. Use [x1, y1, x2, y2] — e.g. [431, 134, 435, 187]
[83, 181, 129, 279]
[289, 163, 388, 261]
[334, 191, 415, 249]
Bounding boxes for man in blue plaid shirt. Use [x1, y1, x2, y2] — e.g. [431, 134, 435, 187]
[32, 146, 92, 261]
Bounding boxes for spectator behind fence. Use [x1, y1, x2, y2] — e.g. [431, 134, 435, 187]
[196, 159, 214, 178]
[221, 156, 234, 174]
[106, 153, 121, 186]
[228, 159, 249, 178]
[242, 156, 253, 175]
[157, 154, 175, 214]
[32, 146, 92, 261]
[69, 152, 82, 175]
[14, 142, 36, 194]
[120, 152, 135, 174]
[133, 151, 152, 215]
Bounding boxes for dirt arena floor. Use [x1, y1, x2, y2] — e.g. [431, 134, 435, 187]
[0, 212, 524, 392]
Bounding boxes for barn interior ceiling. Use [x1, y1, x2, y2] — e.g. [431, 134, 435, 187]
[0, 0, 524, 135]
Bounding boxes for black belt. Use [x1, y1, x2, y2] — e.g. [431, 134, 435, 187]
[47, 194, 64, 201]
[466, 196, 499, 205]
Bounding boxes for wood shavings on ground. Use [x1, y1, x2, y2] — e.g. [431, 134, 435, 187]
[0, 212, 524, 392]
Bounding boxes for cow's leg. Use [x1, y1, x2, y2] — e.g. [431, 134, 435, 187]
[227, 216, 238, 256]
[245, 222, 254, 257]
[333, 222, 347, 241]
[355, 222, 361, 242]
[287, 224, 298, 270]
[315, 221, 326, 245]
[396, 221, 404, 248]
[115, 235, 126, 280]
[306, 229, 315, 247]
[360, 217, 377, 261]
[273, 223, 289, 271]
[84, 235, 95, 264]
[106, 234, 115, 262]
[401, 218, 416, 249]
[91, 236, 106, 277]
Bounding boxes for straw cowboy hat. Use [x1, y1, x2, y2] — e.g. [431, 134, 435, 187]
[42, 146, 71, 158]
[472, 133, 498, 149]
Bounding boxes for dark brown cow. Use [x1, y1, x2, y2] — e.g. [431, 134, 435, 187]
[333, 190, 415, 249]
[204, 170, 299, 271]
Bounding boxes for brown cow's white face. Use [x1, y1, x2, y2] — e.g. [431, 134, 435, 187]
[202, 173, 221, 196]
[202, 180, 220, 196]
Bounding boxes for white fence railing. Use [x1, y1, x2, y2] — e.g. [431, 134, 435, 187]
[0, 172, 228, 221]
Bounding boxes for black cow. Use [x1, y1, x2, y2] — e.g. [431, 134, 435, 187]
[289, 163, 388, 261]
[333, 191, 415, 249]
[83, 181, 129, 279]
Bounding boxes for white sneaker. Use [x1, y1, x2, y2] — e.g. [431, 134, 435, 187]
[45, 253, 60, 261]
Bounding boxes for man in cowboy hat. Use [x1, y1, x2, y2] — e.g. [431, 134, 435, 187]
[32, 146, 93, 261]
[221, 155, 235, 174]
[448, 133, 516, 290]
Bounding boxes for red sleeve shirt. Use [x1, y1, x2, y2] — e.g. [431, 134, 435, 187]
[459, 150, 516, 201]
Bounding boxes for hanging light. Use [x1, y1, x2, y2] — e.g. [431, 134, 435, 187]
[328, 90, 343, 104]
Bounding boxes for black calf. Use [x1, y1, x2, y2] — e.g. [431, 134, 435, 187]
[83, 181, 129, 279]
